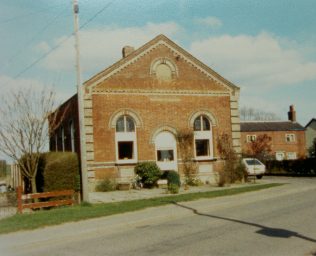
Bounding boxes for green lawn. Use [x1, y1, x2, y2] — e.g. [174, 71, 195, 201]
[0, 183, 283, 234]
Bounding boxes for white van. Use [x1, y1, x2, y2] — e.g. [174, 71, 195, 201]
[242, 158, 266, 179]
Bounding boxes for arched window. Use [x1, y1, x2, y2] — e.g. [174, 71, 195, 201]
[116, 115, 135, 132]
[61, 126, 65, 152]
[115, 115, 137, 163]
[193, 115, 213, 159]
[69, 120, 75, 152]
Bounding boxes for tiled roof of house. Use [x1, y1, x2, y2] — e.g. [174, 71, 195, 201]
[240, 121, 305, 132]
[305, 118, 316, 128]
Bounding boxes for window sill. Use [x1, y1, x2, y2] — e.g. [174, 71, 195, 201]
[116, 159, 138, 165]
[194, 157, 217, 162]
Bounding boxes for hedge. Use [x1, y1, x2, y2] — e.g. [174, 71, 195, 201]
[41, 152, 80, 192]
[265, 158, 316, 176]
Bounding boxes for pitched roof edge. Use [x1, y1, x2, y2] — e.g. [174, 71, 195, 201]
[83, 34, 240, 92]
[305, 118, 316, 128]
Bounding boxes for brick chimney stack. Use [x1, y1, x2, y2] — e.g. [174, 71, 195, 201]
[122, 46, 134, 58]
[288, 105, 296, 122]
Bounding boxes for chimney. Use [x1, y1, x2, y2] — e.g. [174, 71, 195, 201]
[122, 46, 134, 58]
[288, 105, 296, 122]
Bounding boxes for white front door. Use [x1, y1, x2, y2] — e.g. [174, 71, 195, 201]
[155, 131, 178, 171]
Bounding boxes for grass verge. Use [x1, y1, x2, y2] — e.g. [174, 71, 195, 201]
[0, 183, 283, 234]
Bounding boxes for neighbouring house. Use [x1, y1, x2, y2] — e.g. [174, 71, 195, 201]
[240, 105, 306, 161]
[305, 118, 316, 157]
[49, 34, 241, 191]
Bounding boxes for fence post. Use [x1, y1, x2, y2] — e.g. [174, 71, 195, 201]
[17, 186, 23, 214]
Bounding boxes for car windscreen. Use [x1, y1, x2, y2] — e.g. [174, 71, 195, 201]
[245, 159, 262, 165]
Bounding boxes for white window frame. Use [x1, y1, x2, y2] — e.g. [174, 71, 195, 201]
[275, 151, 285, 161]
[193, 116, 213, 160]
[246, 135, 257, 143]
[286, 152, 297, 160]
[285, 134, 295, 143]
[155, 131, 178, 171]
[115, 115, 137, 164]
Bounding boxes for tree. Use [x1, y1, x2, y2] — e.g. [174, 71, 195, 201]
[217, 133, 245, 185]
[0, 88, 63, 193]
[176, 129, 198, 185]
[240, 106, 280, 121]
[246, 134, 272, 161]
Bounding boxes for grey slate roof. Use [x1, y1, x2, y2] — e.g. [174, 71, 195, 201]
[240, 121, 305, 132]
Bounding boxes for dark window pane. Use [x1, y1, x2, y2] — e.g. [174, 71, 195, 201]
[116, 116, 125, 132]
[118, 142, 133, 159]
[195, 139, 210, 157]
[194, 117, 201, 131]
[245, 159, 261, 165]
[125, 116, 135, 132]
[157, 150, 174, 161]
[202, 116, 210, 131]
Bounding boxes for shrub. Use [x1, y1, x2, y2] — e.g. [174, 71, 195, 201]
[166, 170, 181, 186]
[42, 152, 80, 192]
[95, 178, 116, 192]
[185, 177, 203, 186]
[134, 162, 162, 188]
[164, 171, 181, 194]
[265, 159, 316, 176]
[168, 183, 180, 194]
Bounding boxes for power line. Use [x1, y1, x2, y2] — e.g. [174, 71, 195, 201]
[0, 5, 71, 74]
[0, 3, 66, 26]
[2, 0, 115, 86]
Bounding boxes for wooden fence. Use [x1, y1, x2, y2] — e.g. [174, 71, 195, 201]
[17, 186, 75, 214]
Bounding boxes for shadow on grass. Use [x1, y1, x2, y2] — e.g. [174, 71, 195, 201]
[172, 201, 316, 243]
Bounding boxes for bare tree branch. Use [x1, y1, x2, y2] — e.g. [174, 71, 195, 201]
[0, 87, 63, 193]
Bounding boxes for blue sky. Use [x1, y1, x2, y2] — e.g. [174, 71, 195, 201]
[0, 0, 315, 125]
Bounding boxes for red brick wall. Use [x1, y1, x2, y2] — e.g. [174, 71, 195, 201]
[92, 94, 232, 163]
[241, 130, 306, 159]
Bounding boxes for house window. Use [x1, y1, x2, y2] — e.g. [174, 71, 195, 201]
[115, 115, 137, 163]
[61, 126, 65, 152]
[118, 142, 133, 160]
[193, 115, 213, 159]
[285, 134, 295, 143]
[157, 150, 174, 162]
[287, 152, 297, 160]
[154, 131, 177, 171]
[69, 120, 75, 152]
[55, 133, 58, 152]
[246, 135, 257, 143]
[275, 152, 285, 161]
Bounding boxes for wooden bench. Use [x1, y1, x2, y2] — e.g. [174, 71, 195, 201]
[16, 186, 75, 214]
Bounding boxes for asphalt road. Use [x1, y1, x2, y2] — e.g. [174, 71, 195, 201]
[1, 177, 316, 256]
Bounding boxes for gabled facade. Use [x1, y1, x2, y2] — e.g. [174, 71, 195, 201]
[240, 106, 306, 160]
[50, 35, 241, 191]
[305, 118, 316, 157]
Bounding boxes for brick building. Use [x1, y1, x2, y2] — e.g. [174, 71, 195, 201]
[50, 34, 241, 191]
[305, 118, 316, 157]
[240, 106, 306, 160]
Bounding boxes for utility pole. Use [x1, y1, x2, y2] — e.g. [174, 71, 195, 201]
[73, 0, 89, 202]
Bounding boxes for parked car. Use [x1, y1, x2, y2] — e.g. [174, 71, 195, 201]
[242, 158, 266, 179]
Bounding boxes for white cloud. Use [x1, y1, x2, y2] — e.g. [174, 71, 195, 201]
[195, 16, 222, 28]
[189, 32, 316, 88]
[0, 75, 70, 106]
[38, 22, 181, 76]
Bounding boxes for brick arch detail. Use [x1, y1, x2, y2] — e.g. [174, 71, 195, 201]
[188, 110, 218, 127]
[150, 125, 178, 144]
[109, 109, 143, 129]
[150, 57, 178, 78]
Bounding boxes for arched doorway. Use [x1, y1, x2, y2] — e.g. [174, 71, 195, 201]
[154, 131, 178, 171]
